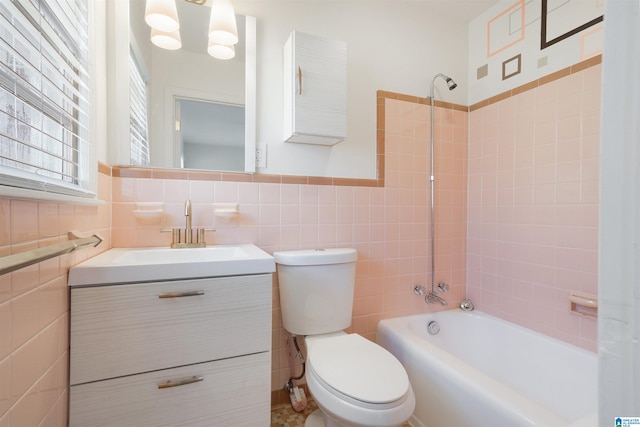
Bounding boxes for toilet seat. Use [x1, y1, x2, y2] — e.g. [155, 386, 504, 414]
[307, 334, 410, 407]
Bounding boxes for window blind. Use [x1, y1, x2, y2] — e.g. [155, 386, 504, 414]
[129, 51, 150, 166]
[0, 0, 92, 197]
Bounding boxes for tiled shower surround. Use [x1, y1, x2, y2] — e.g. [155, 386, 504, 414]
[467, 61, 601, 350]
[0, 58, 599, 423]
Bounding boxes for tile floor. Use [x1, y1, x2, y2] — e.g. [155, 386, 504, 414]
[270, 400, 412, 426]
[270, 400, 318, 427]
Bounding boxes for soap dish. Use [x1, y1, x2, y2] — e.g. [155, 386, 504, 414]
[213, 203, 239, 220]
[133, 202, 164, 224]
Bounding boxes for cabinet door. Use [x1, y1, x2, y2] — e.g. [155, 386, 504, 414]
[284, 31, 347, 145]
[69, 352, 270, 427]
[70, 274, 271, 385]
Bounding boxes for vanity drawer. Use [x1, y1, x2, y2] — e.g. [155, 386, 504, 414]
[70, 274, 271, 385]
[69, 351, 270, 427]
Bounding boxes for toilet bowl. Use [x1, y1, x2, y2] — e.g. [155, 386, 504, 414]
[274, 248, 415, 427]
[303, 333, 415, 427]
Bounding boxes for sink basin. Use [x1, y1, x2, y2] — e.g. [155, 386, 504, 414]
[111, 246, 251, 266]
[68, 244, 275, 286]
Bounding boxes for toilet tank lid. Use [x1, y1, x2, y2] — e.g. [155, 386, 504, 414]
[274, 248, 357, 266]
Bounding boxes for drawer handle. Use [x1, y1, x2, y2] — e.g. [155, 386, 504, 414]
[158, 290, 205, 299]
[158, 375, 204, 389]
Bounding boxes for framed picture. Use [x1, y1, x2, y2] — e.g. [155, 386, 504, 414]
[541, 0, 603, 49]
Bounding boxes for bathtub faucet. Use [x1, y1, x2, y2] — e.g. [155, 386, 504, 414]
[425, 291, 447, 306]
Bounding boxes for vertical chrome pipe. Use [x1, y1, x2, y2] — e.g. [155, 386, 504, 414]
[429, 76, 437, 295]
[428, 73, 457, 297]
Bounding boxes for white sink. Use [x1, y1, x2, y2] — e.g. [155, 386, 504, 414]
[68, 244, 275, 286]
[111, 246, 250, 265]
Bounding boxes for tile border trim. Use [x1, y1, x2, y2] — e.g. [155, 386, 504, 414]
[470, 54, 601, 111]
[109, 165, 382, 188]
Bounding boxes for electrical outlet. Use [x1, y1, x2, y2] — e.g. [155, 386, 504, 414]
[255, 143, 267, 168]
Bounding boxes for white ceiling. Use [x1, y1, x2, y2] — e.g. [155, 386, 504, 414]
[412, 0, 502, 23]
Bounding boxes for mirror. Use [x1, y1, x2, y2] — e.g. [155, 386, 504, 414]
[176, 98, 245, 171]
[126, 0, 256, 172]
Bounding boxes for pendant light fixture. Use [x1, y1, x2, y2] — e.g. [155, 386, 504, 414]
[150, 28, 182, 50]
[145, 0, 240, 60]
[207, 39, 235, 60]
[144, 0, 180, 33]
[208, 0, 238, 46]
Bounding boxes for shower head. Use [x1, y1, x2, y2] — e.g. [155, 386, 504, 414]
[446, 77, 457, 90]
[430, 73, 457, 100]
[432, 73, 457, 94]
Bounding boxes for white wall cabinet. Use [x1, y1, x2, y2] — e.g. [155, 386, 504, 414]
[283, 31, 347, 145]
[69, 274, 271, 426]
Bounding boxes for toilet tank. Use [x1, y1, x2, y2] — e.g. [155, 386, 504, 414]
[274, 248, 357, 336]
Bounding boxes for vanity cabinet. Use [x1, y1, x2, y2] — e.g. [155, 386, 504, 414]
[68, 274, 271, 426]
[283, 31, 347, 145]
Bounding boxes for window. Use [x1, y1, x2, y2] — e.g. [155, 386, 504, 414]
[0, 0, 92, 197]
[129, 51, 150, 166]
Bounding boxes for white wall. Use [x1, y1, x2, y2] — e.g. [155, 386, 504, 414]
[234, 1, 468, 179]
[468, 0, 604, 105]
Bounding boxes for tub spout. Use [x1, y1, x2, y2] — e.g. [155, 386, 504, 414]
[426, 292, 448, 306]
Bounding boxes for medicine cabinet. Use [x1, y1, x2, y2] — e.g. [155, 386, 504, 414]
[283, 31, 347, 145]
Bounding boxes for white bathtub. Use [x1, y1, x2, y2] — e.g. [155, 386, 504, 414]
[377, 310, 597, 427]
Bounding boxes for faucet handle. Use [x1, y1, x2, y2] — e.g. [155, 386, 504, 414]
[196, 228, 216, 244]
[437, 281, 450, 292]
[160, 228, 181, 245]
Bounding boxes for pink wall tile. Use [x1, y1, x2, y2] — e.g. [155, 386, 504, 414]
[0, 356, 8, 418]
[10, 291, 40, 351]
[111, 177, 135, 203]
[280, 185, 300, 205]
[468, 65, 600, 351]
[10, 337, 38, 405]
[163, 179, 188, 203]
[0, 168, 110, 424]
[10, 201, 38, 244]
[189, 180, 214, 203]
[0, 303, 9, 360]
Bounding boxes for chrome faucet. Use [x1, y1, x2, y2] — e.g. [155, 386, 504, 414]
[425, 291, 448, 306]
[162, 199, 213, 248]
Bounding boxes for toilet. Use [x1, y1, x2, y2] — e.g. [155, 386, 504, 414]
[274, 248, 415, 427]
